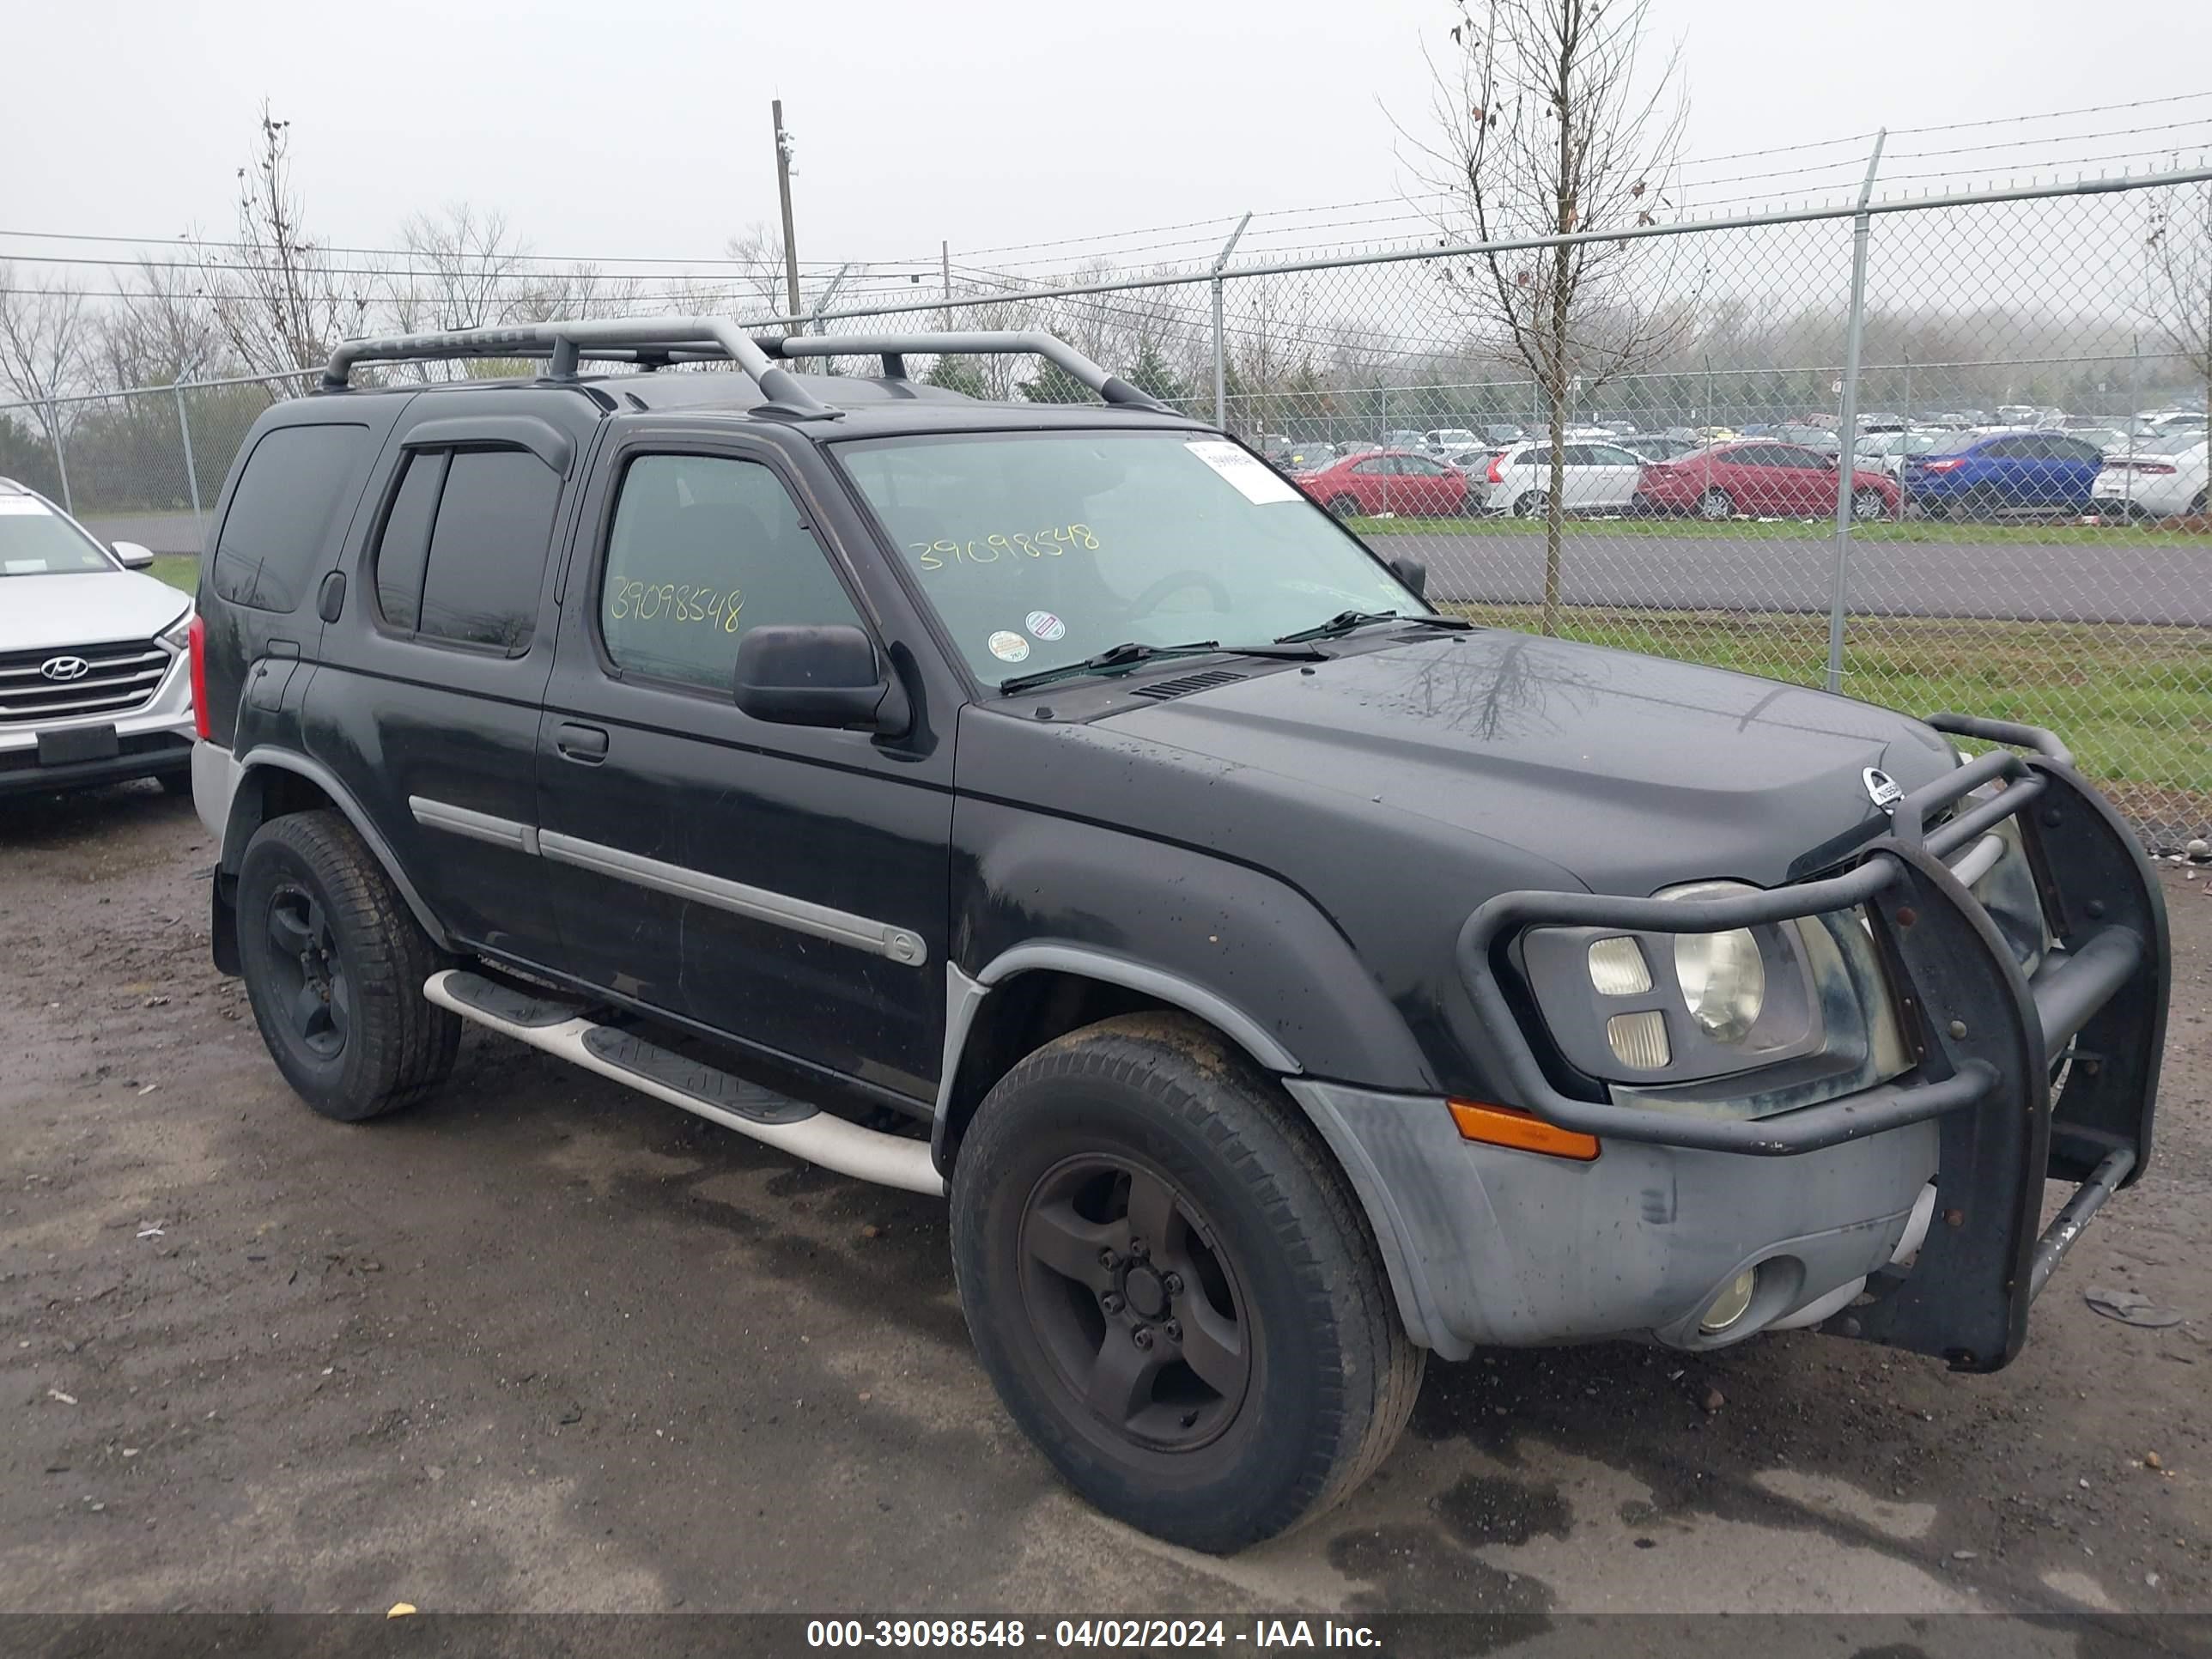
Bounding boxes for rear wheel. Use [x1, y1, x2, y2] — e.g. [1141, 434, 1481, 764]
[950, 1013, 1421, 1553]
[1698, 488, 1735, 520]
[1514, 489, 1549, 519]
[235, 810, 459, 1121]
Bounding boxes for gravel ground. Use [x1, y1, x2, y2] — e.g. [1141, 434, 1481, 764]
[1, 782, 2206, 1620]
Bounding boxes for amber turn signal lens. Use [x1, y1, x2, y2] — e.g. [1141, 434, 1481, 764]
[1446, 1099, 1600, 1161]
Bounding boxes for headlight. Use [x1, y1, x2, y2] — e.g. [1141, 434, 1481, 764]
[1664, 882, 1767, 1043]
[1518, 878, 1912, 1120]
[160, 611, 193, 649]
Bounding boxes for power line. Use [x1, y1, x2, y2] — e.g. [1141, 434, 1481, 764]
[0, 224, 918, 272]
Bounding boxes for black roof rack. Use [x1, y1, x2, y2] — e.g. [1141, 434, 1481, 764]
[319, 319, 1167, 416]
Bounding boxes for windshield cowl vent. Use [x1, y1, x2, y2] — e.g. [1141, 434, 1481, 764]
[1127, 671, 1249, 702]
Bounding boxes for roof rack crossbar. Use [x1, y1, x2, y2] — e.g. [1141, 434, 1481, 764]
[766, 331, 1168, 410]
[321, 316, 833, 416]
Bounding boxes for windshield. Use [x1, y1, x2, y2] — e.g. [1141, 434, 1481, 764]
[0, 496, 116, 576]
[836, 430, 1419, 686]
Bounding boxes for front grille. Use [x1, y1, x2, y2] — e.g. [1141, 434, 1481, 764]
[0, 639, 172, 726]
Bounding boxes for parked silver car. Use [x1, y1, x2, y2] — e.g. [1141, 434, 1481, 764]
[0, 479, 196, 796]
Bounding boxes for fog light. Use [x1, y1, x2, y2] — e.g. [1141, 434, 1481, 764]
[1586, 936, 1652, 994]
[1700, 1268, 1759, 1334]
[1606, 1010, 1670, 1069]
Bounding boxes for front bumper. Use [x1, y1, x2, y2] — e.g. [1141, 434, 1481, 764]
[0, 640, 195, 798]
[1319, 715, 2166, 1370]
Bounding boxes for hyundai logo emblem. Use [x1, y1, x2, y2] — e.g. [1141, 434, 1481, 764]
[1863, 766, 1905, 815]
[40, 655, 91, 683]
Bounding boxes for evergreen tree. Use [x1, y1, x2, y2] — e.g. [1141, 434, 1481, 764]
[1125, 338, 1192, 408]
[1019, 361, 1092, 404]
[923, 356, 988, 398]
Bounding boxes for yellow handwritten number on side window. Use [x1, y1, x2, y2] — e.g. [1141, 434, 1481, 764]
[608, 580, 747, 632]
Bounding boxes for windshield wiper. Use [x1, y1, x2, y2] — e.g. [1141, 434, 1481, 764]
[1274, 609, 1474, 644]
[999, 638, 1328, 696]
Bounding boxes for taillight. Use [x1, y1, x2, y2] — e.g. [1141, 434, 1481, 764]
[2139, 462, 2178, 475]
[1923, 458, 1966, 473]
[188, 614, 210, 741]
[1487, 455, 1505, 483]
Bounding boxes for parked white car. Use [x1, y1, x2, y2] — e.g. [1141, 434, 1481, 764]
[1482, 439, 1647, 517]
[1853, 429, 1945, 477]
[2091, 436, 2209, 520]
[0, 478, 196, 797]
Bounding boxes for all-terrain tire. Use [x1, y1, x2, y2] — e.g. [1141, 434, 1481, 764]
[235, 809, 459, 1121]
[950, 1012, 1422, 1553]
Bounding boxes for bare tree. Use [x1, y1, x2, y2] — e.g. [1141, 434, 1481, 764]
[2143, 178, 2212, 426]
[99, 258, 229, 387]
[1403, 0, 1692, 633]
[0, 265, 91, 478]
[386, 204, 530, 364]
[725, 222, 804, 322]
[204, 106, 371, 380]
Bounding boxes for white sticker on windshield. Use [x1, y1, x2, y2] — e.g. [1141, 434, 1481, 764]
[1185, 439, 1300, 504]
[988, 630, 1030, 663]
[5, 559, 50, 574]
[0, 497, 48, 515]
[1024, 610, 1066, 642]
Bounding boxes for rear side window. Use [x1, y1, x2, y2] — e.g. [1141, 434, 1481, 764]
[371, 452, 447, 633]
[372, 447, 562, 653]
[211, 423, 370, 612]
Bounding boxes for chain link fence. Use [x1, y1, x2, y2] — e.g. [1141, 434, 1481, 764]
[4, 172, 2206, 846]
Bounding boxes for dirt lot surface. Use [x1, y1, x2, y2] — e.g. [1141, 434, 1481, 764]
[2, 784, 2207, 1623]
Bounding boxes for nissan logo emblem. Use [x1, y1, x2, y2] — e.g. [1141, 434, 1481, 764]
[40, 656, 91, 683]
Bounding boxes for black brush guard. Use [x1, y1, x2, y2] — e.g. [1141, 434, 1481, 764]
[1455, 714, 2169, 1372]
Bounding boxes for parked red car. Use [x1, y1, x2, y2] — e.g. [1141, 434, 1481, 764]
[1634, 441, 1900, 521]
[1292, 448, 1472, 518]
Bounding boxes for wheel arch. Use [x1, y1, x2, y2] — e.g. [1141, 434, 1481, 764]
[932, 956, 1449, 1358]
[215, 748, 453, 971]
[931, 946, 1302, 1176]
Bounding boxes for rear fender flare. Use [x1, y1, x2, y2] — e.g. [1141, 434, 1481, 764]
[221, 747, 453, 950]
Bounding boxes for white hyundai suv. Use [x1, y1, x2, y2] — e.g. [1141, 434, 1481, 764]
[0, 478, 196, 798]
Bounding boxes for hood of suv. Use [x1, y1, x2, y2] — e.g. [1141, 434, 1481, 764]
[1098, 629, 1959, 893]
[0, 570, 191, 653]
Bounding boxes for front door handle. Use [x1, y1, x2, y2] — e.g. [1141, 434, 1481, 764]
[555, 722, 610, 763]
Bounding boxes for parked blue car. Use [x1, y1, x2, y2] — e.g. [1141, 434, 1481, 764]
[1902, 431, 2106, 518]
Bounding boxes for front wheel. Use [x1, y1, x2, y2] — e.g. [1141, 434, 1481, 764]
[1850, 485, 1888, 522]
[1698, 488, 1735, 521]
[950, 1013, 1421, 1553]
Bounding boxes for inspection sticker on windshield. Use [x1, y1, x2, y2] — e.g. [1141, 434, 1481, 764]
[1186, 439, 1300, 504]
[1024, 611, 1066, 642]
[988, 630, 1030, 663]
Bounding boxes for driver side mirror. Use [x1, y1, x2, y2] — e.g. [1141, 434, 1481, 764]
[112, 541, 156, 569]
[733, 623, 910, 736]
[1389, 556, 1429, 599]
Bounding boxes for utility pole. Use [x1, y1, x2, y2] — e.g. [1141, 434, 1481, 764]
[772, 100, 802, 323]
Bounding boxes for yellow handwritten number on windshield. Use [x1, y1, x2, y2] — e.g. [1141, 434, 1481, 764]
[909, 524, 1097, 571]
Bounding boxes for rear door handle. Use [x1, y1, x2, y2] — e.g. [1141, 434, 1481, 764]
[555, 722, 609, 763]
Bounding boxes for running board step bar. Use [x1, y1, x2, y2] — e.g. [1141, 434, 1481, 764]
[423, 970, 943, 1197]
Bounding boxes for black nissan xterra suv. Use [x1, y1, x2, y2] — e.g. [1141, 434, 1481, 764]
[189, 318, 2168, 1553]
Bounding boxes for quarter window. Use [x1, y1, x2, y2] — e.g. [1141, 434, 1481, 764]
[600, 453, 862, 694]
[211, 422, 371, 613]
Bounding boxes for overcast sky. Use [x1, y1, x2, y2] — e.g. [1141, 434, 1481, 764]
[5, 0, 2210, 295]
